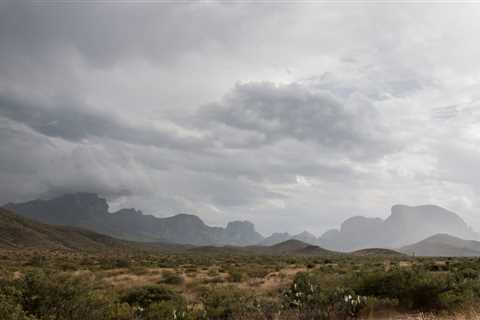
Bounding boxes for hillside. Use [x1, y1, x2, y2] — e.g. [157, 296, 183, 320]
[189, 239, 338, 256]
[5, 193, 264, 246]
[258, 239, 337, 256]
[351, 248, 404, 257]
[0, 207, 132, 251]
[399, 234, 480, 257]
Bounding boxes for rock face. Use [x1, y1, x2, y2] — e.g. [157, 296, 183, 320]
[4, 193, 264, 246]
[319, 205, 478, 252]
[224, 221, 264, 246]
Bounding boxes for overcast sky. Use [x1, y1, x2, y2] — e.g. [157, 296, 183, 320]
[1, 1, 480, 236]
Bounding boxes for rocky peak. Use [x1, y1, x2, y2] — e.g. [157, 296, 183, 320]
[225, 220, 263, 245]
[226, 220, 255, 233]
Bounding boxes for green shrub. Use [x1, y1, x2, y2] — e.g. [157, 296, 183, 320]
[143, 301, 192, 320]
[284, 272, 367, 319]
[227, 270, 245, 283]
[200, 286, 256, 320]
[161, 270, 185, 285]
[20, 270, 113, 320]
[121, 285, 185, 309]
[352, 269, 448, 311]
[0, 294, 33, 320]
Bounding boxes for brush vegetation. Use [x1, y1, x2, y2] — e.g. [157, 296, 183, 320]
[3, 248, 480, 319]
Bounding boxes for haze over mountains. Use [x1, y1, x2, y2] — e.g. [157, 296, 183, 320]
[4, 193, 479, 253]
[319, 205, 478, 251]
[399, 234, 480, 257]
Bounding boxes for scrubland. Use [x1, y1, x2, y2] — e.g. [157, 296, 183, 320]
[3, 249, 480, 319]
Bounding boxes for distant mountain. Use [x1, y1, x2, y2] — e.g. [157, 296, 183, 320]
[319, 205, 478, 251]
[4, 193, 264, 246]
[320, 216, 383, 251]
[399, 234, 480, 257]
[0, 207, 131, 251]
[292, 231, 318, 244]
[225, 220, 264, 245]
[261, 231, 319, 246]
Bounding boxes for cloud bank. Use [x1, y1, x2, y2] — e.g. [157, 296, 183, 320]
[1, 2, 480, 235]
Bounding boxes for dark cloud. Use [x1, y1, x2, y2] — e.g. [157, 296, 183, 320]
[1, 2, 480, 234]
[0, 1, 280, 69]
[0, 93, 208, 150]
[200, 82, 395, 159]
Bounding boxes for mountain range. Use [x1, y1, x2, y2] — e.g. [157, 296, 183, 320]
[259, 205, 478, 252]
[4, 193, 263, 246]
[0, 207, 343, 256]
[4, 193, 479, 252]
[318, 205, 478, 251]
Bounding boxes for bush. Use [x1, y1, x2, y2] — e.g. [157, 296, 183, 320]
[19, 270, 114, 320]
[200, 286, 256, 320]
[227, 270, 245, 283]
[143, 301, 192, 320]
[352, 269, 449, 311]
[0, 294, 33, 320]
[284, 272, 367, 319]
[161, 270, 185, 285]
[121, 285, 185, 310]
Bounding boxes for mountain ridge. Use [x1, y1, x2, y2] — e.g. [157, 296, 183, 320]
[4, 193, 263, 246]
[5, 193, 478, 251]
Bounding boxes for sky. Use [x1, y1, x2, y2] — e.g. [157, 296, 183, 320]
[1, 1, 480, 236]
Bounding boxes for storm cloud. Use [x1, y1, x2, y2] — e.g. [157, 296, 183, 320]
[1, 2, 480, 234]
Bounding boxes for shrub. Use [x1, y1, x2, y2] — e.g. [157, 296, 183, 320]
[200, 286, 256, 320]
[0, 294, 33, 320]
[227, 270, 245, 283]
[121, 285, 185, 309]
[19, 270, 114, 320]
[352, 269, 448, 311]
[143, 301, 192, 320]
[161, 270, 185, 285]
[284, 272, 367, 319]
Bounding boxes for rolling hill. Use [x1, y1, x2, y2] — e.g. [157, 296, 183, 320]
[399, 233, 480, 257]
[351, 248, 404, 257]
[189, 239, 339, 256]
